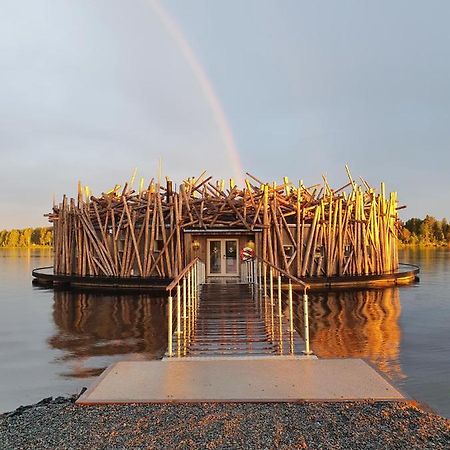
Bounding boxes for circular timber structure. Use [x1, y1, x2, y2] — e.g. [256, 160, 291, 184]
[32, 264, 419, 292]
[32, 266, 171, 293]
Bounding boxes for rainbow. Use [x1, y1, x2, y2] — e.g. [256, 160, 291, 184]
[148, 0, 244, 183]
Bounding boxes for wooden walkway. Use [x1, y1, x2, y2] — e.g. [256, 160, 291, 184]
[78, 281, 406, 405]
[169, 283, 304, 358]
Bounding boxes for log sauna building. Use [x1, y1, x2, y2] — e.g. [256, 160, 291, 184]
[33, 169, 419, 290]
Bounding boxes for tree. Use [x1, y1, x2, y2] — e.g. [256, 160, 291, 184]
[6, 229, 20, 247]
[420, 215, 437, 243]
[441, 219, 450, 243]
[405, 218, 422, 236]
[18, 228, 33, 247]
[432, 221, 444, 242]
[42, 229, 53, 246]
[400, 227, 412, 243]
[0, 230, 7, 247]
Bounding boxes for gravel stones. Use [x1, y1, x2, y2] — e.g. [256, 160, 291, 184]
[0, 398, 449, 449]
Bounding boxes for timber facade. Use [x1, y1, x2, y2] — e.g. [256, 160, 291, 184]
[48, 170, 401, 281]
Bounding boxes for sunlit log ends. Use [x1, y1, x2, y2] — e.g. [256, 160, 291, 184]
[47, 169, 401, 279]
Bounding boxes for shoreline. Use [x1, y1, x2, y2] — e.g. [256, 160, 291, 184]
[0, 245, 53, 250]
[399, 243, 450, 249]
[1, 394, 448, 449]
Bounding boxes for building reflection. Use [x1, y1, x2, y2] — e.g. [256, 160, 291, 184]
[48, 287, 404, 381]
[48, 291, 168, 378]
[296, 288, 404, 381]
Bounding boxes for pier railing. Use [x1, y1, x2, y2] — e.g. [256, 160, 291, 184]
[166, 258, 205, 357]
[240, 256, 313, 355]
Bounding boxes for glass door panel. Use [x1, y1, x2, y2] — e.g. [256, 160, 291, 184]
[225, 240, 238, 275]
[209, 240, 222, 274]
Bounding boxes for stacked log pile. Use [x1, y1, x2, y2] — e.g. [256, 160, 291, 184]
[48, 168, 402, 278]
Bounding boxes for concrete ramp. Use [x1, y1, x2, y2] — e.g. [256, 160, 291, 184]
[77, 357, 405, 404]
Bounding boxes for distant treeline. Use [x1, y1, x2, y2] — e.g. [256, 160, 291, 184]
[0, 227, 53, 248]
[400, 216, 450, 246]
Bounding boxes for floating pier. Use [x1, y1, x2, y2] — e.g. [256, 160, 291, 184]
[78, 267, 405, 405]
[34, 169, 413, 405]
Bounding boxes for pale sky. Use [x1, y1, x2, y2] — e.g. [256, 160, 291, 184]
[1, 0, 449, 228]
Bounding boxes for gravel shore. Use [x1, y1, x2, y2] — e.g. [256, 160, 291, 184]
[1, 395, 449, 449]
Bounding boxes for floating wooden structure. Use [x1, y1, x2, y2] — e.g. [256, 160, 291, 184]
[33, 168, 418, 289]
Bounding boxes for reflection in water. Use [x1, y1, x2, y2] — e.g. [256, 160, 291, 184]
[49, 291, 168, 378]
[2, 248, 449, 416]
[295, 288, 404, 381]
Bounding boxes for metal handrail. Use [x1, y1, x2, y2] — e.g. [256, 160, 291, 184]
[166, 257, 200, 293]
[241, 256, 313, 356]
[252, 254, 310, 292]
[165, 258, 205, 357]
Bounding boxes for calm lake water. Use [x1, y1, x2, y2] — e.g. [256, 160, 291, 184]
[0, 247, 449, 417]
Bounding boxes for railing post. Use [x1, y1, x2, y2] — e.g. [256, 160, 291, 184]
[194, 265, 198, 304]
[192, 265, 195, 304]
[167, 294, 173, 357]
[256, 261, 259, 287]
[269, 267, 274, 305]
[183, 277, 187, 319]
[187, 270, 191, 310]
[252, 260, 256, 285]
[194, 263, 198, 299]
[190, 267, 196, 334]
[202, 262, 205, 283]
[277, 274, 282, 317]
[195, 264, 199, 310]
[302, 289, 313, 355]
[263, 263, 267, 297]
[256, 261, 262, 289]
[288, 280, 294, 334]
[176, 284, 181, 336]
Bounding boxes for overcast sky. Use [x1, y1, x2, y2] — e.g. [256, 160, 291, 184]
[1, 0, 449, 228]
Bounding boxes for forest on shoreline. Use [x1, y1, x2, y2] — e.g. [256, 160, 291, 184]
[399, 216, 450, 247]
[0, 215, 449, 249]
[0, 227, 53, 248]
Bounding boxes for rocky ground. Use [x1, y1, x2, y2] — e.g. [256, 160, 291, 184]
[0, 394, 449, 449]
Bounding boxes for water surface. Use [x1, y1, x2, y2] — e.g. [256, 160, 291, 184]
[0, 247, 449, 417]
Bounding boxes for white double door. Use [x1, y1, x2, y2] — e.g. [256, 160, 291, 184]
[207, 239, 239, 276]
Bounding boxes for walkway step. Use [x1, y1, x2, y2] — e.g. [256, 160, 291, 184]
[77, 358, 405, 404]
